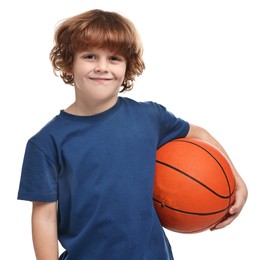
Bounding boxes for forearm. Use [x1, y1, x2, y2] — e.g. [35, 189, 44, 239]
[32, 202, 58, 260]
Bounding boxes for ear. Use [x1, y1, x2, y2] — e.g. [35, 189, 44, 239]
[64, 66, 73, 75]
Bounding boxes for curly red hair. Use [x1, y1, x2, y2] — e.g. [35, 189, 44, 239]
[50, 9, 145, 92]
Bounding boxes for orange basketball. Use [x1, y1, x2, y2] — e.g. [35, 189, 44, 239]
[153, 137, 236, 233]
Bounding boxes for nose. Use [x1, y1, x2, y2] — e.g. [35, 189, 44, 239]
[94, 59, 108, 73]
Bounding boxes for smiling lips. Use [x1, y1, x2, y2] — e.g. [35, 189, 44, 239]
[89, 77, 113, 83]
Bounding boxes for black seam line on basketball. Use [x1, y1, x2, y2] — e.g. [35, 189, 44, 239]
[156, 160, 233, 199]
[172, 139, 234, 200]
[153, 197, 233, 216]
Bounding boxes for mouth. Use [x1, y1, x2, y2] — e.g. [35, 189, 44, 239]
[89, 77, 112, 83]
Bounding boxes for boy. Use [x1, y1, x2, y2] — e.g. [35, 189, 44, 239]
[17, 9, 248, 260]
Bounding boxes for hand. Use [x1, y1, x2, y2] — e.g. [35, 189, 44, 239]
[210, 175, 248, 231]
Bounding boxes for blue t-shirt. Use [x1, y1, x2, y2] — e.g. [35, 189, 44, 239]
[18, 97, 189, 260]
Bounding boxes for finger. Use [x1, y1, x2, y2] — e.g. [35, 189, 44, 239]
[210, 213, 236, 231]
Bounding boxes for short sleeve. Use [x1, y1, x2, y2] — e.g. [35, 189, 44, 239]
[157, 104, 190, 147]
[17, 140, 58, 202]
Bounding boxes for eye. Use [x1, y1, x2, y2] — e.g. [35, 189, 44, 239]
[84, 54, 96, 60]
[110, 55, 124, 62]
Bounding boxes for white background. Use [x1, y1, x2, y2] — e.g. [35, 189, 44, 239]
[1, 0, 265, 259]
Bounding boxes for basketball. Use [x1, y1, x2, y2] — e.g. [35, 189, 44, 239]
[153, 137, 236, 233]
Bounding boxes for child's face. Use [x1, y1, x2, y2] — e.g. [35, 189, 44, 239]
[71, 48, 126, 104]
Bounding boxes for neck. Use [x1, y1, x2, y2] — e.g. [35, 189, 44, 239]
[65, 97, 119, 116]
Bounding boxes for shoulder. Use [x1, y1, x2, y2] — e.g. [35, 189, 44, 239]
[26, 113, 64, 155]
[30, 115, 59, 139]
[120, 97, 178, 125]
[120, 97, 166, 114]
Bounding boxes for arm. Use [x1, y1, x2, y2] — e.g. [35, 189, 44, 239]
[186, 124, 248, 230]
[32, 201, 58, 259]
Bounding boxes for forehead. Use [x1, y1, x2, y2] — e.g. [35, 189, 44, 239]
[68, 14, 137, 58]
[73, 31, 131, 57]
[78, 48, 125, 56]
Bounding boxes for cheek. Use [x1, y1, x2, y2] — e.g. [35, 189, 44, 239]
[118, 65, 127, 79]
